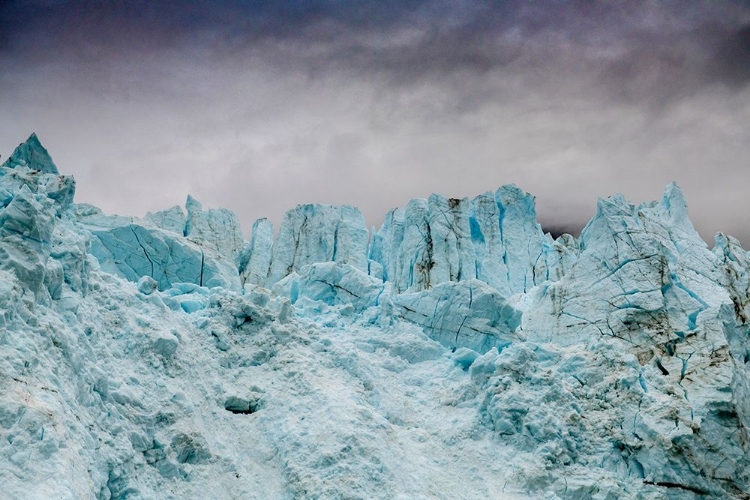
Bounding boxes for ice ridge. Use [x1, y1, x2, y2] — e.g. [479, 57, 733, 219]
[1, 134, 749, 499]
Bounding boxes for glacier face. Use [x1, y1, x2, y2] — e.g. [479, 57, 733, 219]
[0, 134, 749, 499]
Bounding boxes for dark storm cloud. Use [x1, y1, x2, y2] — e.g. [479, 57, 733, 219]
[4, 0, 750, 113]
[4, 1, 749, 83]
[713, 23, 750, 86]
[5, 0, 747, 137]
[540, 223, 586, 241]
[1, 1, 749, 246]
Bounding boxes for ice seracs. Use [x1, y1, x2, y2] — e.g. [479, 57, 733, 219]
[393, 279, 523, 353]
[264, 203, 370, 286]
[79, 203, 242, 293]
[1, 133, 749, 499]
[239, 217, 274, 286]
[368, 186, 576, 296]
[184, 195, 245, 265]
[1, 133, 59, 175]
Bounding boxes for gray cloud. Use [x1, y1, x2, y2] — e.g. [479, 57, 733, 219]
[713, 23, 750, 86]
[1, 0, 749, 247]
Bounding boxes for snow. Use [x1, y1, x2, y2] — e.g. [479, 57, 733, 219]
[1, 133, 749, 499]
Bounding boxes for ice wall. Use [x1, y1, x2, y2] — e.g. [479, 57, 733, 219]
[1, 133, 749, 499]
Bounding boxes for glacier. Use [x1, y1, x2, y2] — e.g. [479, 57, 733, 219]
[0, 133, 748, 499]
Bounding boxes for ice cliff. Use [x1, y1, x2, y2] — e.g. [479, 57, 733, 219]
[1, 134, 748, 499]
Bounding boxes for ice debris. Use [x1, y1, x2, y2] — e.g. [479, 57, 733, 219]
[0, 134, 749, 499]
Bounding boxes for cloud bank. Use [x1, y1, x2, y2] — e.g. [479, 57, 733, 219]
[1, 0, 749, 245]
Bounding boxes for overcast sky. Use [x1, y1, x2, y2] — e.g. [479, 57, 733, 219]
[1, 0, 749, 246]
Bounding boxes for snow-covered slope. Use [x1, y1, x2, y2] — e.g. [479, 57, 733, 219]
[1, 134, 748, 499]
